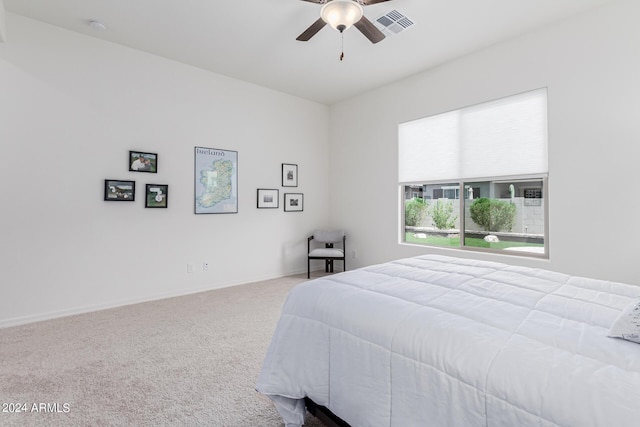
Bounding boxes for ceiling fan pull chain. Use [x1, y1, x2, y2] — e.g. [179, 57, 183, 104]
[340, 32, 345, 61]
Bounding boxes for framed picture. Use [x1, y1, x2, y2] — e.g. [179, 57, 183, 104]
[282, 163, 298, 187]
[257, 189, 279, 209]
[129, 151, 158, 173]
[284, 193, 303, 212]
[145, 184, 168, 208]
[194, 147, 238, 214]
[104, 179, 135, 201]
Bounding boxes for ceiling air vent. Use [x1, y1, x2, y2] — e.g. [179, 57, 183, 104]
[374, 10, 414, 36]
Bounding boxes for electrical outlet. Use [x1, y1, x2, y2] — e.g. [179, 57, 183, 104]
[352, 250, 358, 259]
[187, 263, 194, 273]
[203, 261, 209, 271]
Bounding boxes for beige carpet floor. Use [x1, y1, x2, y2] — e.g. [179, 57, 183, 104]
[0, 275, 325, 426]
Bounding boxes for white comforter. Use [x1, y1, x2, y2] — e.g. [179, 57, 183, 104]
[256, 255, 640, 427]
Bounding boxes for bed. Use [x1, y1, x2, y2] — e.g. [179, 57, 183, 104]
[256, 254, 640, 427]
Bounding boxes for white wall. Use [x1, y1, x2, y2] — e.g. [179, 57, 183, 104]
[0, 14, 330, 327]
[329, 0, 640, 285]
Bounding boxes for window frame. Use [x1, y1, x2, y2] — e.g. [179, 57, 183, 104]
[398, 88, 549, 259]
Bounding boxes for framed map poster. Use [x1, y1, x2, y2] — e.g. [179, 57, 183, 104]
[194, 147, 238, 214]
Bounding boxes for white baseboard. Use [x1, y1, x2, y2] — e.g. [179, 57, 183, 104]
[0, 271, 309, 329]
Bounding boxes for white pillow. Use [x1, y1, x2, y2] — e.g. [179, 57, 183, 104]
[608, 297, 640, 344]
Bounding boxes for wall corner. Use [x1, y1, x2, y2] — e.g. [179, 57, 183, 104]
[0, 0, 6, 42]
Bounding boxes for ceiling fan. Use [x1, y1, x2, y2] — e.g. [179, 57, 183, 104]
[296, 0, 392, 45]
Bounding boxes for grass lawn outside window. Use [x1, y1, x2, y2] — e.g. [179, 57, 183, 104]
[405, 232, 544, 251]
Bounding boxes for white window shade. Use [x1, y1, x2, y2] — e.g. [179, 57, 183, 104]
[399, 88, 547, 183]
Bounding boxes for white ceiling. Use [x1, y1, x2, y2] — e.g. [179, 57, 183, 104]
[2, 0, 618, 105]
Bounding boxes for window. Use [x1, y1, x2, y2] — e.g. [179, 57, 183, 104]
[399, 89, 548, 258]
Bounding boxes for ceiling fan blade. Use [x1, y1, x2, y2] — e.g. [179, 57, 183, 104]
[298, 0, 325, 3]
[361, 0, 392, 5]
[296, 18, 327, 41]
[354, 16, 385, 44]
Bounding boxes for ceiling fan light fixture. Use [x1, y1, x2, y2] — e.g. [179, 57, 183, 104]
[321, 0, 364, 33]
